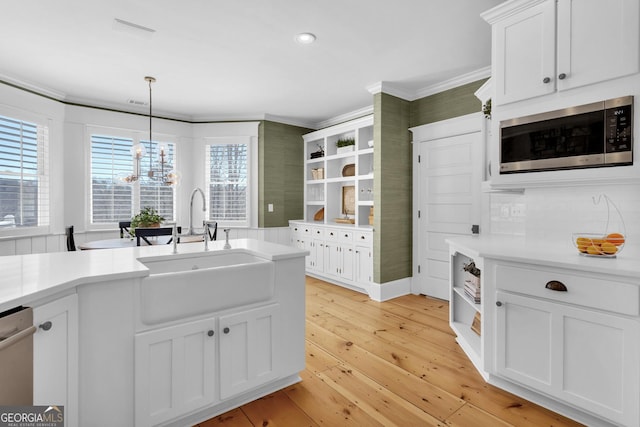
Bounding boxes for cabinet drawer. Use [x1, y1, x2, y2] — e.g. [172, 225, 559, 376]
[495, 264, 639, 316]
[339, 230, 353, 243]
[325, 228, 339, 241]
[355, 231, 372, 245]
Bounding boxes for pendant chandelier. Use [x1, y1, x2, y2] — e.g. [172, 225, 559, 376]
[123, 76, 179, 186]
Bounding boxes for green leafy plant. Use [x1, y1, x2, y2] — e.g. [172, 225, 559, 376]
[130, 207, 164, 236]
[482, 98, 492, 119]
[336, 138, 355, 148]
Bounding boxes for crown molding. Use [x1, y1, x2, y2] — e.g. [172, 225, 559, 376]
[0, 73, 66, 101]
[366, 82, 414, 101]
[413, 66, 491, 100]
[481, 0, 547, 24]
[313, 105, 374, 130]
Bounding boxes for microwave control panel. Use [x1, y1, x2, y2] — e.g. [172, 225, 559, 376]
[605, 102, 632, 153]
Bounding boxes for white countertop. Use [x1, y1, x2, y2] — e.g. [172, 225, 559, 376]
[0, 239, 307, 312]
[446, 235, 640, 279]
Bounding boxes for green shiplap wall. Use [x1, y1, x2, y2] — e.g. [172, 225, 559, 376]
[373, 93, 412, 284]
[259, 120, 312, 227]
[410, 79, 487, 128]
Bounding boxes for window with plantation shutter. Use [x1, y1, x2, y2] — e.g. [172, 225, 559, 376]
[0, 114, 49, 229]
[90, 132, 176, 225]
[90, 134, 134, 223]
[206, 142, 248, 225]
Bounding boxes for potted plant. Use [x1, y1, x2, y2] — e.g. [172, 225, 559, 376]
[336, 137, 355, 154]
[130, 207, 164, 236]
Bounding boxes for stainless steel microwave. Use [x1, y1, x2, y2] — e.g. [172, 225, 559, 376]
[500, 96, 633, 174]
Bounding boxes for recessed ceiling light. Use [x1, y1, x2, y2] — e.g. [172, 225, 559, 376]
[295, 32, 316, 44]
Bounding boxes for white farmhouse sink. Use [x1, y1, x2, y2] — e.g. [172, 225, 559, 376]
[137, 251, 275, 325]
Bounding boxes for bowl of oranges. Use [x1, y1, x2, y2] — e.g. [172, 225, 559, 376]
[573, 233, 625, 257]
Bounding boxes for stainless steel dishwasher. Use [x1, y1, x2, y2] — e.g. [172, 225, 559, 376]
[0, 306, 36, 405]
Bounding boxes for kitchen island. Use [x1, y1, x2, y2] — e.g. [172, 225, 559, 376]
[0, 239, 308, 427]
[447, 235, 640, 427]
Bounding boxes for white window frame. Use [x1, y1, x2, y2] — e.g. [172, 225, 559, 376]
[0, 109, 50, 237]
[87, 125, 178, 231]
[203, 135, 257, 229]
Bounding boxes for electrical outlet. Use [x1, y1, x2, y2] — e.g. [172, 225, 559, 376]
[268, 203, 274, 212]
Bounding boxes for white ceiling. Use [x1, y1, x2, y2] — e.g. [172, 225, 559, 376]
[0, 0, 503, 128]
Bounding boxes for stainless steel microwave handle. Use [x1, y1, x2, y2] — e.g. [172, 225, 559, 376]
[0, 325, 36, 351]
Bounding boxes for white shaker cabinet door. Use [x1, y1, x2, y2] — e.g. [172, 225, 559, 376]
[134, 318, 217, 427]
[556, 0, 640, 92]
[33, 294, 78, 427]
[219, 304, 281, 400]
[492, 0, 556, 104]
[496, 291, 640, 426]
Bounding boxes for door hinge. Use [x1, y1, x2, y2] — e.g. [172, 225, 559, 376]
[418, 265, 421, 273]
[418, 210, 421, 218]
[418, 155, 421, 163]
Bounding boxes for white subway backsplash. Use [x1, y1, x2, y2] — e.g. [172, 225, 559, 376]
[489, 184, 640, 248]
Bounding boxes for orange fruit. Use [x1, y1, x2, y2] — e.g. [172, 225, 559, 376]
[601, 241, 618, 255]
[586, 245, 602, 255]
[606, 233, 625, 246]
[575, 237, 590, 252]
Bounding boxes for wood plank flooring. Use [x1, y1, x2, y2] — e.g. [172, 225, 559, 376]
[197, 276, 584, 427]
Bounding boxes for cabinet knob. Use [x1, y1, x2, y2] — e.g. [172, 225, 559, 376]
[542, 76, 551, 84]
[496, 301, 503, 307]
[223, 327, 230, 334]
[207, 330, 214, 337]
[39, 321, 52, 331]
[558, 73, 567, 80]
[361, 235, 365, 239]
[545, 280, 567, 292]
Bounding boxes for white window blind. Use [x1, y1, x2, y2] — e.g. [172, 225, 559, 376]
[90, 134, 134, 223]
[206, 143, 248, 223]
[90, 134, 176, 224]
[0, 114, 49, 228]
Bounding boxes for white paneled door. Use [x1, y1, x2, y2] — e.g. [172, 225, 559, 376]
[412, 114, 483, 300]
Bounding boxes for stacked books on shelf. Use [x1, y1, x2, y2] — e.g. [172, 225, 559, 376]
[464, 274, 481, 304]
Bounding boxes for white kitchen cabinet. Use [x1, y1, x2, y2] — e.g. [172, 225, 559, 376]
[219, 304, 281, 399]
[484, 0, 640, 105]
[291, 221, 373, 294]
[134, 317, 217, 427]
[355, 245, 372, 284]
[33, 293, 78, 427]
[493, 262, 640, 427]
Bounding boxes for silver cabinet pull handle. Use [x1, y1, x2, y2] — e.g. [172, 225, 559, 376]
[0, 326, 36, 351]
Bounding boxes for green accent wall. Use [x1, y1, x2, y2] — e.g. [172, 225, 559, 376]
[374, 93, 412, 284]
[259, 120, 313, 227]
[410, 79, 487, 128]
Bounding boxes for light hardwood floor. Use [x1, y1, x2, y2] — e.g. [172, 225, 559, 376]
[197, 276, 584, 426]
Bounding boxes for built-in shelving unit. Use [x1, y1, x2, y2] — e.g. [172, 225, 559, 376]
[449, 247, 485, 378]
[303, 115, 374, 228]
